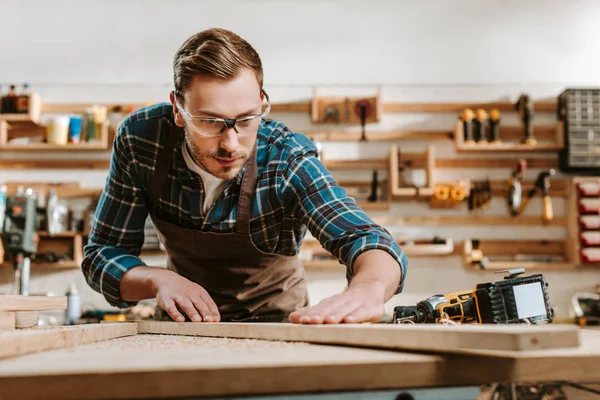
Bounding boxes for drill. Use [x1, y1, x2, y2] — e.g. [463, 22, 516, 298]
[460, 108, 476, 144]
[488, 108, 501, 144]
[393, 269, 553, 324]
[1, 188, 40, 295]
[515, 94, 536, 145]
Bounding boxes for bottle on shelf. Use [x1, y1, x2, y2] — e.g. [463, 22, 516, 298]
[6, 85, 18, 113]
[0, 184, 7, 233]
[16, 83, 31, 114]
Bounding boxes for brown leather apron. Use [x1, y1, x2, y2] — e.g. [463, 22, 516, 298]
[148, 123, 309, 322]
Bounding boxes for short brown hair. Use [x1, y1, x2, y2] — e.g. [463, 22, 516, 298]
[173, 28, 263, 95]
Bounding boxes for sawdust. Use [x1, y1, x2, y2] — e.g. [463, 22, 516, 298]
[62, 334, 309, 353]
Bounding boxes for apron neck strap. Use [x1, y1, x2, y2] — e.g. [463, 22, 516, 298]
[148, 122, 183, 214]
[148, 121, 258, 236]
[235, 145, 258, 235]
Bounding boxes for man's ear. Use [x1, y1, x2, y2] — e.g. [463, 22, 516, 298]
[170, 91, 185, 127]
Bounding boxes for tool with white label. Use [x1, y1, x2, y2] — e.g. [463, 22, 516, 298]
[393, 268, 553, 324]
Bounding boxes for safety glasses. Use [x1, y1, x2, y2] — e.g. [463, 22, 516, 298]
[173, 89, 271, 138]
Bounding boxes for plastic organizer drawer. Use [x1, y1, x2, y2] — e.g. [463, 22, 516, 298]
[579, 198, 600, 213]
[581, 247, 600, 263]
[578, 182, 600, 197]
[581, 215, 600, 230]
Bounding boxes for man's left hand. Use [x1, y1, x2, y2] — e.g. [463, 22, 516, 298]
[289, 281, 386, 324]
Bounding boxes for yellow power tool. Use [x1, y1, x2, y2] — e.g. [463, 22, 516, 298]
[393, 269, 553, 324]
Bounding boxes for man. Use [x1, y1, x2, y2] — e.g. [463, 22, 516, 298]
[83, 28, 407, 324]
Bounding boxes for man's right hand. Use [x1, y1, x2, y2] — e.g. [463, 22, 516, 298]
[121, 267, 220, 323]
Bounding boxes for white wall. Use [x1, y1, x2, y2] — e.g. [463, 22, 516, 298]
[1, 0, 600, 321]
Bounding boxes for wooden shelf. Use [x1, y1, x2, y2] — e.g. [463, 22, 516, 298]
[323, 158, 388, 170]
[436, 157, 558, 169]
[454, 121, 564, 153]
[480, 261, 576, 270]
[0, 159, 110, 170]
[0, 93, 42, 125]
[305, 129, 452, 142]
[0, 142, 108, 151]
[301, 238, 455, 258]
[41, 100, 558, 116]
[0, 261, 80, 269]
[4, 182, 102, 199]
[461, 239, 575, 270]
[311, 92, 381, 124]
[370, 215, 567, 226]
[0, 121, 110, 151]
[382, 101, 557, 113]
[355, 201, 391, 211]
[490, 179, 568, 198]
[388, 145, 434, 198]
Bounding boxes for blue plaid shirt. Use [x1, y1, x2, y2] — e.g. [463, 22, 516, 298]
[83, 103, 407, 308]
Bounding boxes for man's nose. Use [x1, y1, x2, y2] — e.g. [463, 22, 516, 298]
[219, 127, 239, 153]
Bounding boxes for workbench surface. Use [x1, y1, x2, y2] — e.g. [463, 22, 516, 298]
[0, 330, 599, 400]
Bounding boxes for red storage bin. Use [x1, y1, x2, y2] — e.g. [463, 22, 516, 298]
[580, 215, 600, 230]
[581, 247, 600, 263]
[579, 198, 600, 214]
[578, 182, 600, 197]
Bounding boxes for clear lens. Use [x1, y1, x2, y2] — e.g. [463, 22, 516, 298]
[188, 116, 260, 137]
[175, 90, 271, 138]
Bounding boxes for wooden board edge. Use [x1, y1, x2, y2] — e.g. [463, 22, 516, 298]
[0, 323, 138, 359]
[136, 322, 579, 355]
[0, 295, 67, 311]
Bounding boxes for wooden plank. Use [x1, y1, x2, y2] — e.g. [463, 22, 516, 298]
[0, 323, 137, 360]
[371, 215, 566, 227]
[323, 158, 388, 170]
[498, 125, 557, 141]
[478, 240, 566, 256]
[457, 143, 563, 152]
[481, 261, 576, 271]
[0, 331, 598, 400]
[454, 120, 562, 152]
[490, 179, 568, 198]
[0, 143, 108, 151]
[0, 296, 67, 311]
[0, 159, 110, 170]
[355, 201, 390, 211]
[305, 129, 452, 142]
[436, 157, 558, 169]
[0, 335, 446, 399]
[0, 312, 15, 331]
[302, 238, 454, 258]
[383, 101, 557, 113]
[42, 101, 557, 115]
[137, 322, 579, 355]
[271, 102, 312, 113]
[15, 312, 38, 329]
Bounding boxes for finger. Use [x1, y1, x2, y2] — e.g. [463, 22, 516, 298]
[174, 297, 202, 322]
[159, 298, 185, 322]
[303, 296, 359, 324]
[289, 308, 308, 324]
[343, 304, 385, 324]
[323, 299, 363, 324]
[191, 298, 214, 322]
[295, 298, 339, 324]
[197, 288, 221, 321]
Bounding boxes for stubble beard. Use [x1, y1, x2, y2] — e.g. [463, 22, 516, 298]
[184, 127, 248, 180]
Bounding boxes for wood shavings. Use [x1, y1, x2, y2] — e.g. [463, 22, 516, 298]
[61, 333, 310, 354]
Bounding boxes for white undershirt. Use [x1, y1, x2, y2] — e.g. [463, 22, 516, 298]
[182, 142, 226, 215]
